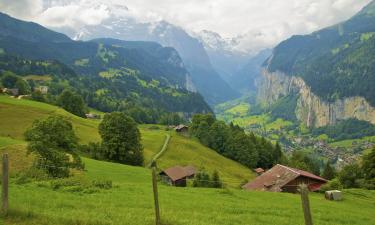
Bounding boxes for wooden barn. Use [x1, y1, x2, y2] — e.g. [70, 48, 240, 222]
[159, 165, 196, 187]
[242, 164, 327, 193]
[174, 124, 188, 133]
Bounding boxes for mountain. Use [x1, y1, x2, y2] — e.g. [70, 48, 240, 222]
[258, 1, 375, 127]
[196, 30, 251, 83]
[197, 30, 271, 94]
[61, 16, 239, 105]
[0, 12, 211, 116]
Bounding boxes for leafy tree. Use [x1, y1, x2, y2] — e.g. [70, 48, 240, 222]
[192, 169, 211, 188]
[31, 90, 46, 102]
[57, 90, 87, 117]
[361, 147, 375, 189]
[338, 163, 362, 188]
[99, 112, 143, 166]
[322, 161, 336, 180]
[24, 116, 83, 177]
[1, 72, 18, 88]
[287, 151, 320, 175]
[15, 79, 31, 95]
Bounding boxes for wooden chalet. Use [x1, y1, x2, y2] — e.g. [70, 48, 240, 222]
[174, 124, 188, 133]
[159, 165, 196, 187]
[243, 164, 327, 193]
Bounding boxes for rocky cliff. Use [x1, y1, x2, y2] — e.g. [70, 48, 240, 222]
[257, 69, 375, 127]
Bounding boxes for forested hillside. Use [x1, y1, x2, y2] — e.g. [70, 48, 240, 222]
[0, 12, 211, 119]
[267, 1, 375, 106]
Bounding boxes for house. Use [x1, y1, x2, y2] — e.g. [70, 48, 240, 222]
[242, 164, 327, 193]
[175, 124, 188, 133]
[254, 168, 265, 176]
[159, 165, 196, 187]
[4, 88, 19, 96]
[35, 86, 49, 94]
[85, 113, 100, 119]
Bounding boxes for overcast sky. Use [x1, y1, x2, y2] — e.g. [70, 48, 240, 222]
[0, 0, 372, 50]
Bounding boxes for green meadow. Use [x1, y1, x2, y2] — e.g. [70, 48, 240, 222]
[1, 95, 374, 225]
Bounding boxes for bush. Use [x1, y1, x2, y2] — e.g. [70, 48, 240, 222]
[320, 178, 343, 192]
[92, 179, 112, 190]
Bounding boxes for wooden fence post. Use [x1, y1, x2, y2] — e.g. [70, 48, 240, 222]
[300, 184, 313, 225]
[151, 161, 160, 225]
[2, 153, 9, 215]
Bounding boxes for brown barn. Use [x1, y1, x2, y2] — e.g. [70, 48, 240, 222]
[175, 124, 188, 133]
[159, 165, 196, 187]
[243, 164, 327, 193]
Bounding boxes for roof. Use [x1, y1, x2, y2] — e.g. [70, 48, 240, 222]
[160, 165, 196, 182]
[254, 168, 265, 173]
[243, 164, 327, 192]
[175, 124, 188, 130]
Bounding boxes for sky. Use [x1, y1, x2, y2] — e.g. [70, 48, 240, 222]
[0, 0, 372, 51]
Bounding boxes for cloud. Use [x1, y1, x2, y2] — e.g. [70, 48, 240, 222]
[0, 0, 372, 52]
[0, 0, 43, 19]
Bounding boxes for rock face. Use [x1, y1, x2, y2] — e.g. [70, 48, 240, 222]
[257, 69, 375, 127]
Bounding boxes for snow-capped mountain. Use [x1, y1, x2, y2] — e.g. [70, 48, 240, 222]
[55, 9, 239, 105]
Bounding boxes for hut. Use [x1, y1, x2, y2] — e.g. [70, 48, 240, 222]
[243, 164, 327, 193]
[159, 165, 196, 187]
[325, 190, 342, 201]
[174, 124, 188, 133]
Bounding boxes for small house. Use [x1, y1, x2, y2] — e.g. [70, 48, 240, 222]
[85, 113, 100, 119]
[159, 165, 196, 187]
[243, 164, 327, 193]
[254, 168, 265, 176]
[4, 88, 19, 96]
[175, 124, 188, 133]
[35, 86, 49, 94]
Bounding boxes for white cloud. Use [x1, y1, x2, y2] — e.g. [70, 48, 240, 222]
[0, 0, 372, 51]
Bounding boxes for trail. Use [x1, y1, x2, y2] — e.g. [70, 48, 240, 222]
[147, 134, 171, 168]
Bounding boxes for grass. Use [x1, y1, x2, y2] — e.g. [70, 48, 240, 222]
[0, 96, 374, 224]
[0, 96, 254, 183]
[2, 153, 374, 225]
[329, 136, 375, 148]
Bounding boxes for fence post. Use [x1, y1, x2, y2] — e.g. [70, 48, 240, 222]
[2, 153, 9, 215]
[300, 184, 313, 225]
[151, 161, 160, 225]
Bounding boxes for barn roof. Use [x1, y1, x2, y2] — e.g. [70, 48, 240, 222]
[160, 165, 196, 182]
[243, 164, 327, 192]
[254, 168, 265, 173]
[175, 124, 188, 130]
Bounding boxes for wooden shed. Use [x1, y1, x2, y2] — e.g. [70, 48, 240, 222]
[159, 165, 196, 187]
[174, 124, 188, 133]
[243, 164, 327, 193]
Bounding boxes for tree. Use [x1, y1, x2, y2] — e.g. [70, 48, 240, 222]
[15, 79, 31, 95]
[338, 163, 362, 188]
[192, 169, 211, 188]
[322, 161, 336, 180]
[99, 112, 143, 166]
[31, 90, 46, 102]
[57, 90, 86, 117]
[24, 116, 83, 177]
[361, 147, 375, 189]
[1, 72, 18, 88]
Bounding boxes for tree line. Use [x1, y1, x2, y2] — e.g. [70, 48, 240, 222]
[190, 114, 284, 169]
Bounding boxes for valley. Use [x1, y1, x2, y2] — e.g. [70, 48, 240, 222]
[0, 1, 375, 225]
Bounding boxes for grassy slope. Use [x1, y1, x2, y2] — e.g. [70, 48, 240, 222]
[0, 95, 253, 183]
[4, 151, 375, 225]
[0, 95, 374, 224]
